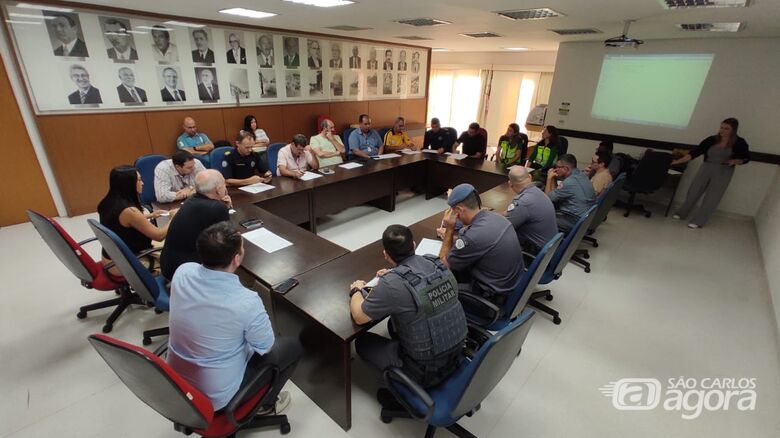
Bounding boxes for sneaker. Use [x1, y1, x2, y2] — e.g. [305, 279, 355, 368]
[257, 391, 291, 416]
[687, 223, 700, 229]
[672, 214, 681, 220]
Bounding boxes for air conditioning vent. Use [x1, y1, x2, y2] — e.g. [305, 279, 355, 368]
[396, 35, 433, 40]
[550, 28, 602, 35]
[677, 22, 744, 32]
[497, 8, 565, 20]
[460, 32, 502, 38]
[395, 18, 451, 27]
[661, 0, 749, 9]
[324, 25, 372, 31]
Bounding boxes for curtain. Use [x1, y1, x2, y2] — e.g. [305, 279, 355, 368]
[426, 68, 482, 135]
[476, 69, 493, 127]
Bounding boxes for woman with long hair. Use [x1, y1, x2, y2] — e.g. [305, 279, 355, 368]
[495, 122, 529, 166]
[672, 118, 750, 228]
[242, 114, 270, 148]
[526, 125, 559, 182]
[97, 165, 174, 272]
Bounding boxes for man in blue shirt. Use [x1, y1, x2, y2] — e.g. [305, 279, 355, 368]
[167, 221, 302, 412]
[545, 153, 596, 232]
[176, 117, 214, 166]
[348, 114, 383, 158]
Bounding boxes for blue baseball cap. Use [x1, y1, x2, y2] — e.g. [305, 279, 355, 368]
[447, 183, 476, 206]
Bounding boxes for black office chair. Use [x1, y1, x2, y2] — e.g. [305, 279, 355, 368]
[443, 127, 458, 152]
[557, 136, 568, 155]
[571, 173, 627, 272]
[620, 151, 673, 218]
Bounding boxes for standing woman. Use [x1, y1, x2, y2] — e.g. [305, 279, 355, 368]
[242, 115, 270, 148]
[495, 122, 529, 167]
[525, 125, 560, 182]
[672, 118, 749, 228]
[97, 165, 174, 274]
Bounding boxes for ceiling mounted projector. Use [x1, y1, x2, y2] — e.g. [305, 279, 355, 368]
[605, 20, 644, 48]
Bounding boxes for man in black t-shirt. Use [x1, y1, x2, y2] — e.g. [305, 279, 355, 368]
[225, 131, 272, 186]
[453, 122, 487, 159]
[422, 117, 454, 154]
[160, 170, 232, 280]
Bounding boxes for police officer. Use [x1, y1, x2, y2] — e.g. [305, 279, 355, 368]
[505, 166, 557, 255]
[225, 131, 272, 187]
[439, 184, 524, 304]
[349, 224, 467, 389]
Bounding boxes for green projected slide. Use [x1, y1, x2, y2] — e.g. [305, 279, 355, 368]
[591, 54, 714, 129]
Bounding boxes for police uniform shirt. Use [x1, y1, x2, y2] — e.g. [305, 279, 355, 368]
[423, 129, 454, 153]
[361, 255, 433, 323]
[446, 210, 524, 296]
[506, 185, 558, 250]
[548, 168, 596, 221]
[225, 150, 268, 179]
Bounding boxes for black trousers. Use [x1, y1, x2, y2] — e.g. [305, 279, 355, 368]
[234, 336, 302, 408]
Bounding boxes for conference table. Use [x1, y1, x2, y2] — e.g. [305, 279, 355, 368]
[191, 151, 517, 430]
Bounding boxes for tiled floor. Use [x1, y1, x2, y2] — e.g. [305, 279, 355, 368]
[2, 198, 779, 437]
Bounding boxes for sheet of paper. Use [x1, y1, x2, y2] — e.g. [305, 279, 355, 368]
[401, 149, 422, 155]
[242, 227, 293, 253]
[421, 149, 439, 154]
[372, 153, 402, 160]
[416, 238, 443, 257]
[228, 209, 236, 215]
[238, 182, 275, 194]
[445, 153, 468, 160]
[339, 162, 363, 169]
[300, 171, 323, 181]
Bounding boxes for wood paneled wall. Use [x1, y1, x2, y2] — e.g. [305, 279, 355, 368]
[34, 98, 427, 215]
[0, 58, 56, 226]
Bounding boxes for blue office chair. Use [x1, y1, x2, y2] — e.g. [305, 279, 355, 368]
[87, 219, 170, 346]
[267, 142, 286, 177]
[380, 309, 537, 438]
[342, 127, 356, 159]
[459, 233, 563, 330]
[208, 146, 234, 178]
[528, 204, 598, 324]
[571, 173, 627, 272]
[134, 154, 166, 205]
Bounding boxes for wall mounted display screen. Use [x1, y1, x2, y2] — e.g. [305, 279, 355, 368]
[2, 3, 429, 114]
[590, 54, 714, 129]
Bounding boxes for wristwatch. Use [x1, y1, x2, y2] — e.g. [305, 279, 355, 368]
[350, 287, 362, 297]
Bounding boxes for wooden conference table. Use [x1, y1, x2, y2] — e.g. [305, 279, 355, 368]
[205, 152, 517, 430]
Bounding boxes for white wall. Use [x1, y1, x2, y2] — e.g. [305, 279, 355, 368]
[548, 37, 780, 217]
[755, 168, 780, 339]
[431, 51, 557, 71]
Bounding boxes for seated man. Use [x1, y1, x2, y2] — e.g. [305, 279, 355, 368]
[160, 170, 232, 280]
[423, 117, 454, 154]
[382, 116, 416, 152]
[439, 184, 524, 304]
[167, 221, 302, 412]
[453, 123, 487, 159]
[545, 154, 596, 233]
[154, 150, 206, 203]
[349, 225, 467, 389]
[309, 118, 345, 167]
[176, 117, 214, 165]
[276, 134, 319, 178]
[589, 150, 613, 197]
[505, 166, 558, 255]
[348, 114, 383, 158]
[225, 131, 273, 186]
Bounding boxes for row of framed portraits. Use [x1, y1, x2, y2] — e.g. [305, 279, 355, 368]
[3, 3, 429, 113]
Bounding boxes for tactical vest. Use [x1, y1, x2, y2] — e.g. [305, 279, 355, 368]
[387, 255, 467, 387]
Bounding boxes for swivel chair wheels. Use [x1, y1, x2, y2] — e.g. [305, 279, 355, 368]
[380, 415, 393, 424]
[77, 310, 87, 319]
[280, 422, 291, 434]
[553, 316, 562, 325]
[142, 337, 152, 346]
[102, 323, 113, 333]
[584, 267, 591, 273]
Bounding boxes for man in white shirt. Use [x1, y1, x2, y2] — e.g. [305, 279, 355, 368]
[151, 25, 178, 63]
[154, 150, 206, 203]
[116, 67, 147, 104]
[257, 34, 274, 67]
[226, 33, 246, 64]
[277, 134, 319, 178]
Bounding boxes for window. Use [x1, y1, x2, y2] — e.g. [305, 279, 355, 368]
[426, 69, 482, 135]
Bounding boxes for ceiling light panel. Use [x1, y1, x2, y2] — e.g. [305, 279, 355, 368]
[219, 8, 277, 19]
[497, 8, 565, 20]
[395, 18, 451, 27]
[282, 0, 355, 7]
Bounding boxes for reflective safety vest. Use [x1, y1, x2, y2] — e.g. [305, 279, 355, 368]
[387, 255, 467, 387]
